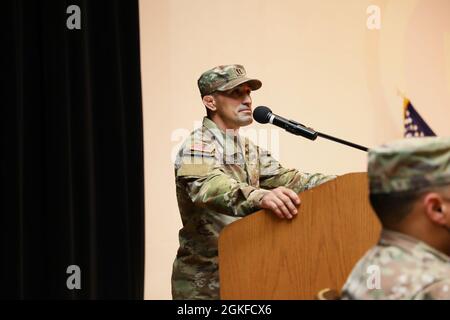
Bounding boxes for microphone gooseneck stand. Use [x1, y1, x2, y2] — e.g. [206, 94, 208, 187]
[281, 119, 368, 152]
[316, 131, 368, 152]
[253, 106, 369, 152]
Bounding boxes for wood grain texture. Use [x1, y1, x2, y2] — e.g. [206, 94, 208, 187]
[219, 173, 381, 300]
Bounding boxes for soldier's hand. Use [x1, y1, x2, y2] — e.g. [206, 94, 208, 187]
[259, 186, 301, 219]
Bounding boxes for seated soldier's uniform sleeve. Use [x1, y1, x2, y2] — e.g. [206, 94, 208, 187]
[176, 146, 270, 217]
[258, 147, 336, 193]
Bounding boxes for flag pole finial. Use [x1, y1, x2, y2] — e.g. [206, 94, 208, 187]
[397, 88, 409, 110]
[396, 88, 407, 99]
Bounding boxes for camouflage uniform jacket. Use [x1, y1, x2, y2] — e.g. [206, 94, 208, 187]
[341, 229, 450, 300]
[172, 117, 334, 300]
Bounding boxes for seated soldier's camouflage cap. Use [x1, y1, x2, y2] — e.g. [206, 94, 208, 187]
[368, 137, 450, 194]
[197, 64, 262, 96]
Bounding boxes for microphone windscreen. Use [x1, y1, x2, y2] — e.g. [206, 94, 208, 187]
[253, 106, 272, 124]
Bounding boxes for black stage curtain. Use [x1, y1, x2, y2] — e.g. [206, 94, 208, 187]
[1, 0, 145, 299]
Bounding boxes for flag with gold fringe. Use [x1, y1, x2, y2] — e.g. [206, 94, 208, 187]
[403, 98, 436, 137]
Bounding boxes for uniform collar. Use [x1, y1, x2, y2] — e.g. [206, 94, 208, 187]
[202, 117, 243, 152]
[380, 229, 450, 263]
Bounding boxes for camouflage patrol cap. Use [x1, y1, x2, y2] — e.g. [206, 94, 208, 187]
[368, 137, 450, 194]
[197, 64, 262, 96]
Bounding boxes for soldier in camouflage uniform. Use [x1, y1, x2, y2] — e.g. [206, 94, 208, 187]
[341, 137, 450, 300]
[171, 64, 335, 300]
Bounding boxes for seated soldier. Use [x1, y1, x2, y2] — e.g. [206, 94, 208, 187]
[341, 137, 450, 300]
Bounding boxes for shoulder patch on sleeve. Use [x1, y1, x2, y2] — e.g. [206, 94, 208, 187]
[177, 163, 214, 177]
[190, 143, 215, 154]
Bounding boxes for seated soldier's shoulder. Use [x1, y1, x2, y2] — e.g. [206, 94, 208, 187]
[371, 243, 449, 297]
[343, 243, 450, 299]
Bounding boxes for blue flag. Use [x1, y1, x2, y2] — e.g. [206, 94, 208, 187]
[403, 98, 436, 137]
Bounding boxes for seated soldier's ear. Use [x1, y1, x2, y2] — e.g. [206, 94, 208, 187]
[424, 193, 449, 226]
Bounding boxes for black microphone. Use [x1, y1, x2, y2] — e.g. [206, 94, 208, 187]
[253, 106, 368, 152]
[253, 106, 318, 140]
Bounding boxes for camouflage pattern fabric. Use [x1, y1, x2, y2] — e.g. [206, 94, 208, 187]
[172, 117, 335, 299]
[368, 136, 450, 194]
[197, 64, 262, 96]
[341, 229, 450, 300]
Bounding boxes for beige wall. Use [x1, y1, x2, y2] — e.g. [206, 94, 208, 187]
[139, 0, 450, 299]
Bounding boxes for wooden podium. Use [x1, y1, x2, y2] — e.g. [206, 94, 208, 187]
[218, 173, 381, 299]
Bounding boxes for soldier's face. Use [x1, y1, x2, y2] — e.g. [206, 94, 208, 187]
[214, 84, 253, 129]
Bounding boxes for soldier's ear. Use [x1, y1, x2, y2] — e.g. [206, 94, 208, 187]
[423, 193, 448, 226]
[203, 95, 217, 112]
